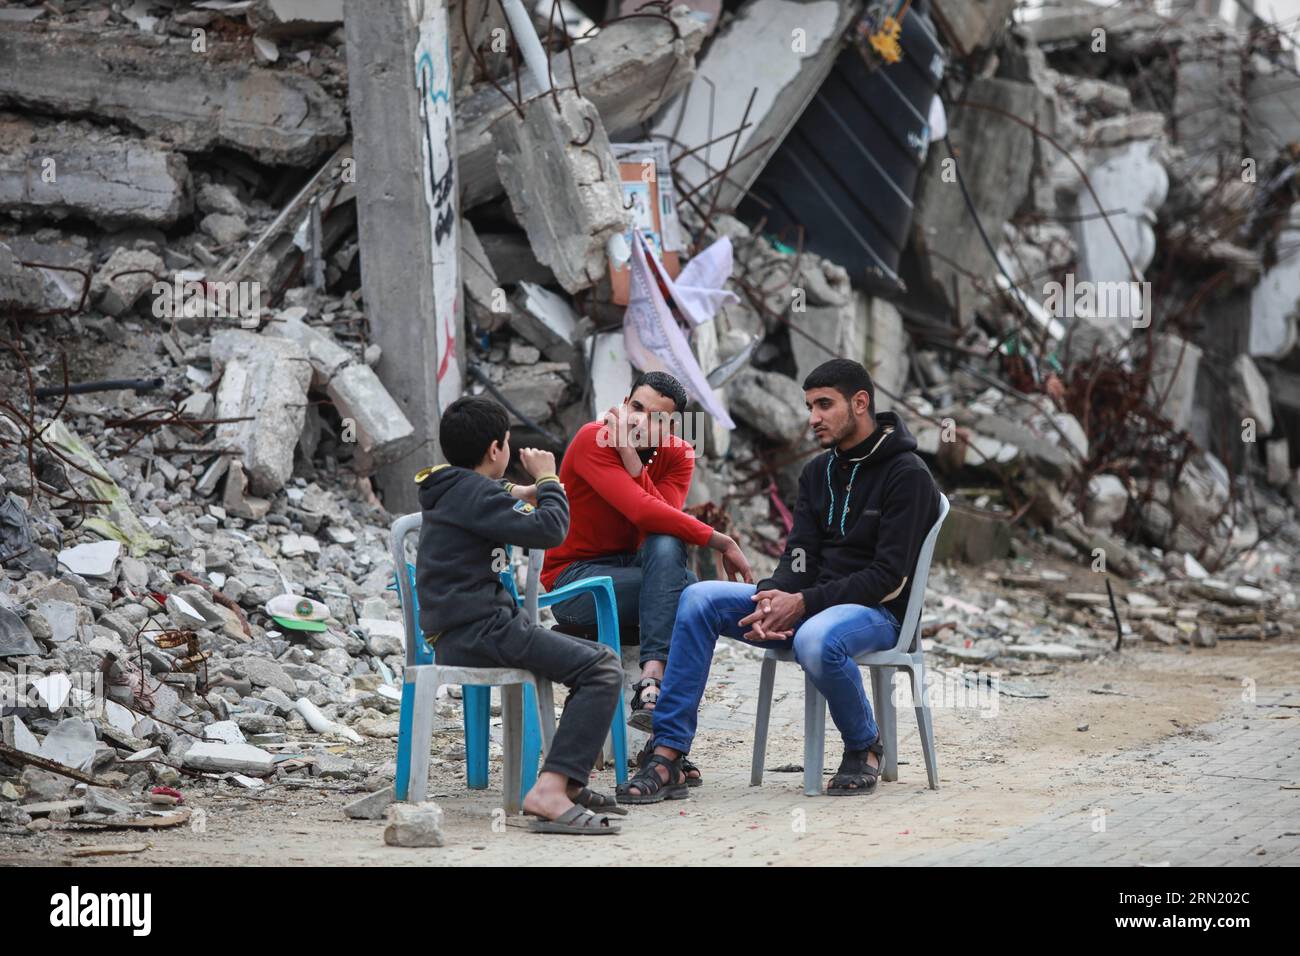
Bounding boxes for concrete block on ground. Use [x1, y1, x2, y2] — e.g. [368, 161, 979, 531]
[384, 801, 445, 847]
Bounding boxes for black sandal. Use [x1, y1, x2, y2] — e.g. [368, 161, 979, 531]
[573, 786, 628, 816]
[826, 737, 885, 796]
[635, 737, 702, 788]
[627, 677, 660, 733]
[616, 753, 690, 804]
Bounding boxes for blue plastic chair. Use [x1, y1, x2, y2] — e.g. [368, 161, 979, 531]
[389, 513, 628, 805]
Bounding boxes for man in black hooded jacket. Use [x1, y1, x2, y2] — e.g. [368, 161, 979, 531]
[618, 359, 941, 802]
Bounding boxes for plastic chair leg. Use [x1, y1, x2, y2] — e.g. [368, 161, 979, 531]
[876, 666, 899, 783]
[751, 655, 777, 786]
[501, 683, 524, 815]
[803, 671, 825, 796]
[408, 668, 440, 804]
[394, 678, 417, 802]
[520, 682, 542, 800]
[534, 678, 557, 756]
[464, 684, 491, 790]
[593, 589, 628, 785]
[911, 664, 940, 790]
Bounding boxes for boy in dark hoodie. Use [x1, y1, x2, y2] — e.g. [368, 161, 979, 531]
[415, 396, 625, 834]
[618, 359, 940, 803]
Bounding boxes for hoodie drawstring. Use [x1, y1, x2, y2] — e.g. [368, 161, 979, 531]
[825, 453, 863, 537]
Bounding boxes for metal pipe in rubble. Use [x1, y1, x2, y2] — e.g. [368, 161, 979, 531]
[500, 0, 556, 94]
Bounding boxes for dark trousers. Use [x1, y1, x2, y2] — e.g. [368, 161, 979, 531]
[550, 534, 698, 666]
[435, 606, 623, 787]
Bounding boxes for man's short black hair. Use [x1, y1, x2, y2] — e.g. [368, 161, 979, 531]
[440, 395, 509, 468]
[802, 358, 875, 412]
[628, 370, 689, 414]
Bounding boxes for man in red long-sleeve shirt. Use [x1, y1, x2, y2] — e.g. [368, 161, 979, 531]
[544, 371, 752, 733]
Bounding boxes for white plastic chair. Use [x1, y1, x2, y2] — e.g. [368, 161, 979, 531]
[751, 493, 950, 795]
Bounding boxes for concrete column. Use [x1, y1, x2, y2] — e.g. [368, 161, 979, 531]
[345, 0, 464, 515]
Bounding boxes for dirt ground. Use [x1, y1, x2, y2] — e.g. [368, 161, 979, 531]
[6, 634, 1297, 867]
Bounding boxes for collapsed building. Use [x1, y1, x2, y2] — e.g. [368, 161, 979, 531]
[0, 0, 1297, 834]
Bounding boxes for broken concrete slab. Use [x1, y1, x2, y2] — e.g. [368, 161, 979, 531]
[460, 217, 508, 332]
[344, 785, 395, 821]
[38, 717, 97, 772]
[211, 330, 313, 496]
[1174, 31, 1243, 161]
[57, 540, 121, 579]
[0, 115, 191, 227]
[1248, 206, 1300, 359]
[929, 0, 1016, 57]
[182, 740, 276, 776]
[0, 25, 346, 166]
[222, 458, 271, 520]
[1146, 334, 1202, 431]
[512, 281, 580, 362]
[729, 368, 809, 439]
[652, 0, 851, 212]
[269, 307, 353, 385]
[326, 364, 418, 468]
[0, 605, 41, 658]
[236, 655, 299, 696]
[491, 90, 630, 294]
[912, 77, 1047, 327]
[1230, 353, 1274, 436]
[1085, 473, 1128, 531]
[1070, 140, 1167, 339]
[493, 362, 571, 425]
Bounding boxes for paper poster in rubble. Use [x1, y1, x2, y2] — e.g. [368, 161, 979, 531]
[622, 229, 738, 430]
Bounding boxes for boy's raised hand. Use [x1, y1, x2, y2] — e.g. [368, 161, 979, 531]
[519, 447, 557, 479]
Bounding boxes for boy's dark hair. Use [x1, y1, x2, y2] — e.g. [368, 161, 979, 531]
[628, 370, 689, 414]
[803, 359, 875, 414]
[440, 396, 509, 468]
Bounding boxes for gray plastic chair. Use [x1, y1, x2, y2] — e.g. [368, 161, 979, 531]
[751, 493, 950, 795]
[389, 512, 555, 813]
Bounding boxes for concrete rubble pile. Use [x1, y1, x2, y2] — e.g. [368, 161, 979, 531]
[2, 0, 1299, 836]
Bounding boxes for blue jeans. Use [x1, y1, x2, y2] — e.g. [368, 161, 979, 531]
[652, 581, 900, 755]
[550, 534, 698, 666]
